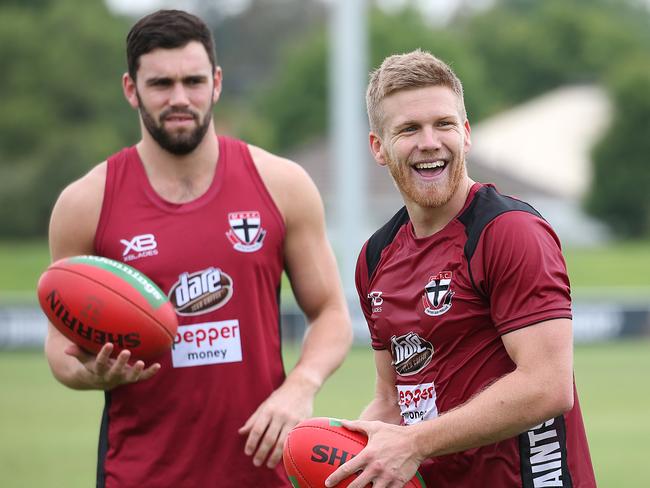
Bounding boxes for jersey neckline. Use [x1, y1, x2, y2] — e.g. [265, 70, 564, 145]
[403, 182, 484, 249]
[130, 135, 226, 214]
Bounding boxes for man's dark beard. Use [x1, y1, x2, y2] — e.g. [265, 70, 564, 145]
[137, 94, 213, 155]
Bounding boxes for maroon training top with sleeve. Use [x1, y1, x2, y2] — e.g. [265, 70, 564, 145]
[94, 136, 291, 487]
[355, 183, 596, 487]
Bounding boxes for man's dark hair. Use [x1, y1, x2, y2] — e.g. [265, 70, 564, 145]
[126, 9, 217, 80]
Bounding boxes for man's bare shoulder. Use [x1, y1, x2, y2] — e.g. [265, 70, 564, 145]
[56, 162, 107, 209]
[247, 144, 322, 220]
[50, 162, 107, 259]
[247, 144, 308, 180]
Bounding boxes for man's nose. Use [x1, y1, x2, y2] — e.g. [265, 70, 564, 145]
[417, 126, 442, 152]
[169, 82, 190, 106]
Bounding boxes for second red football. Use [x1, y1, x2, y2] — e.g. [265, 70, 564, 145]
[283, 417, 426, 487]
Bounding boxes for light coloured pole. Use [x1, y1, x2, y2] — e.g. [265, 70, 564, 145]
[329, 0, 368, 308]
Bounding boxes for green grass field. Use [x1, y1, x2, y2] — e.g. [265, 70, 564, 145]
[0, 241, 50, 301]
[563, 241, 650, 287]
[1, 240, 649, 486]
[1, 342, 648, 487]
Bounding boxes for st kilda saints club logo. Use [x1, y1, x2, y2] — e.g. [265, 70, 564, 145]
[226, 211, 266, 253]
[422, 271, 454, 317]
[390, 332, 434, 376]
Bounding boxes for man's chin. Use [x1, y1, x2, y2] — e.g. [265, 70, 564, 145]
[414, 197, 452, 209]
[402, 185, 454, 208]
[168, 140, 202, 155]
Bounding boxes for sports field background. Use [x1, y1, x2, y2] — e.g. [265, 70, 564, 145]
[1, 240, 650, 487]
[0, 342, 649, 487]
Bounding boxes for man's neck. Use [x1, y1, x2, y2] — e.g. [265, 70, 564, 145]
[407, 177, 475, 238]
[135, 123, 220, 204]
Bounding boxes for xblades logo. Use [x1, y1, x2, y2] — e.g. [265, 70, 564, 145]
[368, 291, 383, 312]
[120, 234, 159, 262]
[368, 291, 383, 306]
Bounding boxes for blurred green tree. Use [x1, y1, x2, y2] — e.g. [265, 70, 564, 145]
[587, 58, 650, 237]
[462, 0, 650, 235]
[2, 0, 650, 238]
[0, 0, 136, 237]
[463, 0, 650, 107]
[243, 0, 650, 237]
[241, 6, 497, 152]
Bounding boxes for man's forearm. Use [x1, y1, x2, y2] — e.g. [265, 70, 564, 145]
[410, 367, 573, 460]
[285, 306, 352, 392]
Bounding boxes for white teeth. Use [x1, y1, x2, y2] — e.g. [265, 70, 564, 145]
[415, 161, 444, 169]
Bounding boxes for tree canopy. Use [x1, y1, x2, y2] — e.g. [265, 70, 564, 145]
[1, 0, 649, 237]
[242, 0, 650, 237]
[0, 0, 137, 237]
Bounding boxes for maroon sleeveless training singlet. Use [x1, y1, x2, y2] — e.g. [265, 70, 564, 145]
[94, 136, 290, 487]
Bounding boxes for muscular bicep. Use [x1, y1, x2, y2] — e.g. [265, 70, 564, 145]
[249, 145, 345, 320]
[281, 170, 345, 320]
[501, 318, 574, 410]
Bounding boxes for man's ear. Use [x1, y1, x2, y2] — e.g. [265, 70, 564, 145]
[212, 66, 223, 104]
[369, 131, 388, 167]
[463, 119, 472, 155]
[122, 73, 139, 109]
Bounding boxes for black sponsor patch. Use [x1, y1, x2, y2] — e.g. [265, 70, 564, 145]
[519, 416, 573, 488]
[390, 332, 434, 376]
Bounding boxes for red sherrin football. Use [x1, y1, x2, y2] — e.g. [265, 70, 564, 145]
[283, 417, 426, 488]
[37, 255, 178, 361]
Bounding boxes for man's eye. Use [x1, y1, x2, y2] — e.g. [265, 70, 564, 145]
[151, 80, 172, 87]
[185, 77, 205, 86]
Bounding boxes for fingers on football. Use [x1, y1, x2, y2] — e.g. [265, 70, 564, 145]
[139, 362, 161, 382]
[104, 349, 131, 384]
[326, 451, 374, 488]
[342, 419, 370, 434]
[127, 360, 146, 382]
[93, 343, 115, 376]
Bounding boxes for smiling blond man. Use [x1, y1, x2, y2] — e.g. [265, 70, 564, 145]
[326, 50, 596, 488]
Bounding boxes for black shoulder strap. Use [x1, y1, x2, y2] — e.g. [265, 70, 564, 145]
[457, 185, 543, 296]
[366, 206, 410, 280]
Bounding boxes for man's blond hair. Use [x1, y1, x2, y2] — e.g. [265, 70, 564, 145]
[366, 49, 466, 135]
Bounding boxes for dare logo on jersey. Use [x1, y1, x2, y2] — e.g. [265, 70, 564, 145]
[169, 267, 233, 315]
[422, 271, 454, 317]
[390, 332, 434, 376]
